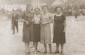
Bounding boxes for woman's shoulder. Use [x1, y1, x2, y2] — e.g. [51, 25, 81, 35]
[61, 13, 65, 16]
[31, 11, 34, 14]
[47, 12, 52, 15]
[53, 13, 57, 17]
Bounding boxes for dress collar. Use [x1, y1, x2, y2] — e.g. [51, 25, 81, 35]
[55, 13, 63, 16]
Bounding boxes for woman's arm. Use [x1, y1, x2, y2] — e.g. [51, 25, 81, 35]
[63, 14, 66, 32]
[45, 13, 54, 25]
[19, 12, 28, 22]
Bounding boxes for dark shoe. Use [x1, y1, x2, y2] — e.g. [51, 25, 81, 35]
[28, 51, 31, 54]
[54, 51, 59, 54]
[60, 51, 63, 55]
[49, 52, 52, 54]
[43, 51, 47, 54]
[25, 51, 31, 55]
[61, 53, 63, 55]
[37, 51, 41, 53]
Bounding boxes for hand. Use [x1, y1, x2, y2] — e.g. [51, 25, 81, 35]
[63, 28, 66, 32]
[43, 22, 49, 25]
[26, 21, 29, 25]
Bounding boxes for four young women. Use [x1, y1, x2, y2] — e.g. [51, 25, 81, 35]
[22, 5, 66, 55]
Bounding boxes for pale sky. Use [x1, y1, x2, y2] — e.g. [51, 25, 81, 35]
[0, 0, 30, 4]
[0, 0, 55, 5]
[1, 0, 84, 5]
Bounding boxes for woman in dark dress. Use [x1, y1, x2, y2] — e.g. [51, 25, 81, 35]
[53, 7, 66, 55]
[33, 8, 41, 52]
[21, 5, 34, 54]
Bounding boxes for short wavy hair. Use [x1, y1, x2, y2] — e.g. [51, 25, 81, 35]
[34, 8, 40, 11]
[42, 5, 48, 10]
[26, 4, 32, 10]
[55, 6, 63, 12]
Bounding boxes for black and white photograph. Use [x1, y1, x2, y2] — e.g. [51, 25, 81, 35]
[0, 0, 85, 55]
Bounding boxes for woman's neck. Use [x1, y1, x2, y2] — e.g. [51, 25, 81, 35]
[26, 11, 31, 13]
[35, 13, 39, 15]
[57, 12, 62, 14]
[43, 11, 48, 14]
[55, 12, 62, 16]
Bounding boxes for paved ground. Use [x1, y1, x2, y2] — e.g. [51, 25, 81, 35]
[0, 15, 85, 55]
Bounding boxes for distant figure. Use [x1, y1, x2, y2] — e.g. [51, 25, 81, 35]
[74, 9, 79, 19]
[53, 7, 66, 55]
[12, 10, 19, 34]
[80, 9, 84, 16]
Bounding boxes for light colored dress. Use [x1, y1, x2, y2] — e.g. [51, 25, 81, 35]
[40, 12, 53, 44]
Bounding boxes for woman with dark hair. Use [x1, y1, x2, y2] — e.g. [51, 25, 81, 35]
[53, 7, 66, 55]
[40, 5, 53, 54]
[33, 8, 41, 52]
[21, 4, 34, 55]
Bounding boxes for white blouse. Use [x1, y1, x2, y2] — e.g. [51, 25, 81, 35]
[33, 14, 41, 24]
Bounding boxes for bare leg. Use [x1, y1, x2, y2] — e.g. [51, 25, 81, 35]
[55, 43, 59, 54]
[61, 44, 64, 55]
[33, 42, 38, 51]
[49, 44, 52, 53]
[25, 43, 30, 54]
[44, 44, 47, 54]
[35, 42, 38, 51]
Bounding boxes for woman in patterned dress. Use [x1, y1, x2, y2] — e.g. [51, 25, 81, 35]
[40, 6, 53, 54]
[21, 5, 34, 54]
[53, 7, 66, 55]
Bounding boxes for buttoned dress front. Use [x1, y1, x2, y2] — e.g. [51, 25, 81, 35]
[40, 12, 53, 44]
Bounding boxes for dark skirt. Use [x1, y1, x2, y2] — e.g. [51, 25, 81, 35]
[53, 24, 66, 44]
[23, 23, 33, 43]
[33, 24, 40, 42]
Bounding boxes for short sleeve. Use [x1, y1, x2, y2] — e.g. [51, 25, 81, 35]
[49, 13, 53, 22]
[54, 15, 56, 22]
[40, 13, 42, 23]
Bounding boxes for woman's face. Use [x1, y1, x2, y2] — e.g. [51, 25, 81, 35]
[43, 7, 48, 12]
[26, 6, 32, 12]
[35, 8, 40, 14]
[56, 8, 62, 14]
